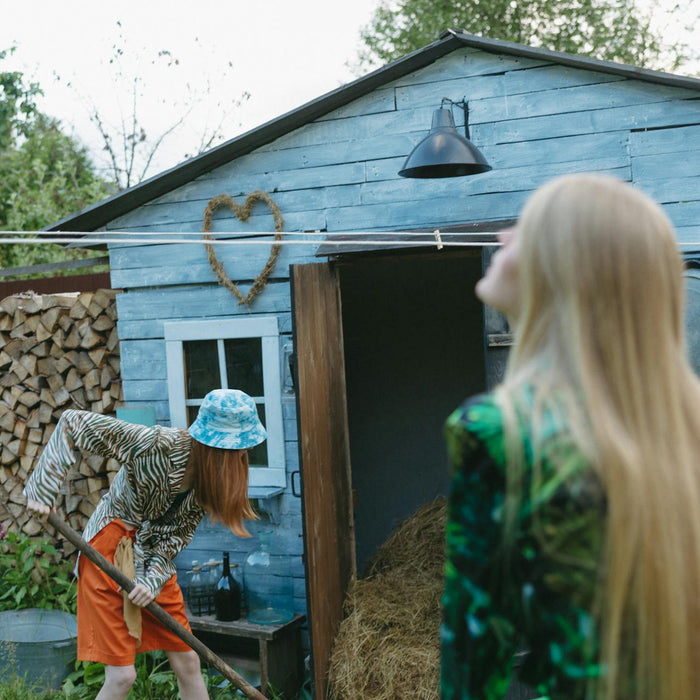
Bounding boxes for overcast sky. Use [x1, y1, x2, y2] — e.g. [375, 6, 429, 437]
[1, 0, 697, 183]
[0, 0, 380, 179]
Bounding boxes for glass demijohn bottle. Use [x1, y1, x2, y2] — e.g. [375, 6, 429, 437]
[243, 531, 294, 625]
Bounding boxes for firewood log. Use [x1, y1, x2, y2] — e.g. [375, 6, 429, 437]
[92, 316, 114, 332]
[23, 375, 43, 392]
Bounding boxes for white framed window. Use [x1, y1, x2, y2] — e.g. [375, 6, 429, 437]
[164, 316, 286, 489]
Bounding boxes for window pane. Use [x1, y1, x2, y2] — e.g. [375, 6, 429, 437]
[186, 403, 268, 468]
[224, 338, 263, 397]
[184, 340, 220, 399]
[248, 404, 268, 467]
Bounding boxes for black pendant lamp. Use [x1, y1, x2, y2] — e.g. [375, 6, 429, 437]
[398, 98, 492, 178]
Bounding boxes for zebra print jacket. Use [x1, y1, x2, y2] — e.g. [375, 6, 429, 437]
[24, 410, 205, 596]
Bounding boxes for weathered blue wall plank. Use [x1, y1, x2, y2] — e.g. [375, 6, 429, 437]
[117, 314, 294, 340]
[484, 132, 630, 169]
[326, 190, 530, 231]
[110, 243, 318, 288]
[149, 163, 367, 206]
[197, 123, 422, 174]
[116, 283, 292, 321]
[677, 226, 700, 244]
[471, 80, 698, 125]
[632, 152, 700, 181]
[104, 210, 328, 234]
[316, 87, 395, 121]
[502, 64, 625, 95]
[663, 200, 700, 228]
[360, 158, 630, 204]
[122, 379, 168, 402]
[111, 258, 305, 289]
[179, 131, 419, 177]
[394, 73, 506, 110]
[630, 123, 700, 156]
[253, 106, 441, 152]
[474, 100, 700, 146]
[638, 176, 700, 204]
[394, 65, 624, 113]
[120, 340, 167, 379]
[109, 241, 314, 271]
[107, 185, 360, 231]
[392, 48, 548, 85]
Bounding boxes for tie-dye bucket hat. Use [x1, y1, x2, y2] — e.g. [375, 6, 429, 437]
[188, 389, 267, 450]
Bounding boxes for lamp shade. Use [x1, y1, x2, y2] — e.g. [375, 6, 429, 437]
[398, 107, 492, 178]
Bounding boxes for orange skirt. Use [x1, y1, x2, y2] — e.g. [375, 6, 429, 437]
[77, 519, 192, 666]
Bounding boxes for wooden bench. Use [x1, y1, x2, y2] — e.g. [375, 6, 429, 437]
[187, 613, 305, 698]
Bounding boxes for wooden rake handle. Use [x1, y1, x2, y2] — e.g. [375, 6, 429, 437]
[46, 512, 266, 700]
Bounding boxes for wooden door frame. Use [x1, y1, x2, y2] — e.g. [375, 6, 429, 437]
[291, 261, 355, 699]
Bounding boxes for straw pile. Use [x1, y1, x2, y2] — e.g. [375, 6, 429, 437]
[328, 497, 447, 700]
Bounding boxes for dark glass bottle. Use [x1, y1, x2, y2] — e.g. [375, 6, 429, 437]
[214, 552, 241, 621]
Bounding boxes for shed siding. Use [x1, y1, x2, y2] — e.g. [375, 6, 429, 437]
[103, 46, 700, 640]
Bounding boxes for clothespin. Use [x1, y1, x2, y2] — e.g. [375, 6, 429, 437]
[434, 229, 444, 251]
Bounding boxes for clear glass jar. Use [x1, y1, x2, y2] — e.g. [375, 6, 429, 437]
[243, 531, 294, 625]
[203, 559, 221, 614]
[187, 565, 205, 616]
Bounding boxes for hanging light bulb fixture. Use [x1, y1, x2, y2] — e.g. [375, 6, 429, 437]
[398, 97, 492, 178]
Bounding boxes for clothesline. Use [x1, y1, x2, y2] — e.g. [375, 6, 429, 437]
[0, 232, 697, 247]
[0, 233, 500, 248]
[0, 230, 501, 238]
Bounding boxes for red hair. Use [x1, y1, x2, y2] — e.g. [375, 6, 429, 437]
[190, 440, 257, 537]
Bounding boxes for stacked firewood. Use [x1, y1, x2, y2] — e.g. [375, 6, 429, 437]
[0, 290, 123, 551]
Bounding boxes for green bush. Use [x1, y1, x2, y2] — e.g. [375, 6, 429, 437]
[0, 529, 76, 614]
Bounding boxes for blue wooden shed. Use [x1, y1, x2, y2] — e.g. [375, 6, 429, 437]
[50, 29, 700, 697]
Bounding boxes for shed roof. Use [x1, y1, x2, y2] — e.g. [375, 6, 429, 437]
[48, 29, 700, 233]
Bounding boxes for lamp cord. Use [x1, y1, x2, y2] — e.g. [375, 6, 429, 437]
[440, 97, 471, 139]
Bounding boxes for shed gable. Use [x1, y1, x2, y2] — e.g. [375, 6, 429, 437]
[102, 46, 700, 242]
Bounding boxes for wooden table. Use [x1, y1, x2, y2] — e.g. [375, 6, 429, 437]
[187, 613, 305, 698]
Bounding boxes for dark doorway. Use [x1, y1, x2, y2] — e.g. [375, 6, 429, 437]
[338, 250, 486, 573]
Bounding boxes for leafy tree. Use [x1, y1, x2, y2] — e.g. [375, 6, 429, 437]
[0, 47, 113, 273]
[0, 48, 40, 150]
[357, 0, 693, 71]
[0, 114, 113, 234]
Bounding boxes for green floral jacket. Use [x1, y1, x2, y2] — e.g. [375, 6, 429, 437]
[441, 393, 605, 699]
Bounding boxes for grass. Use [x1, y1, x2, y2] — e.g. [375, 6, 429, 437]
[0, 658, 298, 699]
[0, 673, 57, 700]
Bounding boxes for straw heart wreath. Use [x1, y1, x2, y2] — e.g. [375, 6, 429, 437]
[202, 191, 285, 306]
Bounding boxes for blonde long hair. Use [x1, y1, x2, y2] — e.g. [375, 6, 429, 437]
[499, 174, 700, 699]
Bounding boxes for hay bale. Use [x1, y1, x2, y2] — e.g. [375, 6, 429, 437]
[328, 497, 447, 700]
